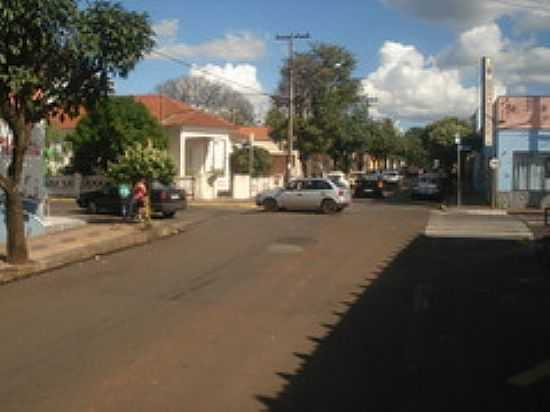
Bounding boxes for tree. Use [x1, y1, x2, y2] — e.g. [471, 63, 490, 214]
[366, 118, 401, 167]
[422, 117, 475, 168]
[402, 127, 429, 168]
[69, 96, 167, 175]
[156, 76, 255, 125]
[330, 102, 372, 172]
[230, 146, 272, 177]
[268, 43, 361, 170]
[0, 0, 154, 263]
[107, 142, 176, 186]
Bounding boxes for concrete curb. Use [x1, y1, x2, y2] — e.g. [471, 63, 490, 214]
[190, 202, 257, 209]
[0, 219, 191, 285]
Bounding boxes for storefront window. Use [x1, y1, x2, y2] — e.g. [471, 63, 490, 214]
[514, 153, 550, 191]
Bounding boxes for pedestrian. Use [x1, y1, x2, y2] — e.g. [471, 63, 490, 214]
[118, 182, 131, 219]
[130, 178, 147, 222]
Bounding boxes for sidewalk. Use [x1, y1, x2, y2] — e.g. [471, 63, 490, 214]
[425, 209, 534, 240]
[0, 209, 219, 285]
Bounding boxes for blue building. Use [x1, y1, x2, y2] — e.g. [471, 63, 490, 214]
[495, 96, 550, 208]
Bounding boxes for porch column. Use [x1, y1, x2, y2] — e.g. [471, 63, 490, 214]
[180, 134, 186, 178]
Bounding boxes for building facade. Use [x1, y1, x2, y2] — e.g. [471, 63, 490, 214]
[495, 96, 550, 208]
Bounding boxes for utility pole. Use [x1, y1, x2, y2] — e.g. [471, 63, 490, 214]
[249, 133, 255, 198]
[276, 32, 310, 184]
[455, 133, 462, 207]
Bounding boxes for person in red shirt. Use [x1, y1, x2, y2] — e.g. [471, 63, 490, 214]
[130, 178, 147, 221]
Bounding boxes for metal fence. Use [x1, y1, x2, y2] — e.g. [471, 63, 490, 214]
[46, 174, 108, 198]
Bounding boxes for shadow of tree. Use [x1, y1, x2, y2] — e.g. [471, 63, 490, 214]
[257, 236, 550, 411]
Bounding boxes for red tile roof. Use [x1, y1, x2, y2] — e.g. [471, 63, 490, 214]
[235, 126, 272, 141]
[49, 95, 236, 131]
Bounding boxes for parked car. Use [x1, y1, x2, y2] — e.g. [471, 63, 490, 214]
[256, 178, 351, 214]
[365, 171, 382, 181]
[347, 171, 367, 189]
[411, 174, 443, 201]
[382, 170, 402, 184]
[326, 171, 350, 189]
[353, 177, 385, 198]
[77, 181, 187, 218]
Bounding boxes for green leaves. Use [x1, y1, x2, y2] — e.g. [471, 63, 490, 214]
[230, 146, 272, 177]
[107, 143, 176, 186]
[271, 43, 360, 162]
[0, 0, 154, 123]
[69, 96, 167, 174]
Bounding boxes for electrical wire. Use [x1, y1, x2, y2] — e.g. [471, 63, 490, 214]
[150, 49, 274, 99]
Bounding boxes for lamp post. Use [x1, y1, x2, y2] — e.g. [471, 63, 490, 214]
[455, 133, 461, 207]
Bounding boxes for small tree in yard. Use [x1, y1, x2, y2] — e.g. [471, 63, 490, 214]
[0, 0, 154, 263]
[231, 146, 272, 177]
[69, 96, 167, 175]
[107, 143, 177, 187]
[107, 143, 176, 222]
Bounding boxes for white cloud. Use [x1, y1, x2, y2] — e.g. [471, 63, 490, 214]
[361, 42, 478, 123]
[383, 0, 550, 32]
[190, 64, 270, 121]
[152, 19, 179, 42]
[150, 30, 266, 61]
[438, 23, 550, 90]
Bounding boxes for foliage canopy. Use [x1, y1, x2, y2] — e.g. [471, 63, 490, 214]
[69, 96, 167, 174]
[230, 146, 272, 177]
[0, 0, 154, 263]
[107, 142, 176, 186]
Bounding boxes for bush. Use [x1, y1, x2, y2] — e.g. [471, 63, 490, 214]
[230, 146, 272, 177]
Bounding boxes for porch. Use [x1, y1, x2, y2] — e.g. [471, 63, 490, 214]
[169, 130, 232, 200]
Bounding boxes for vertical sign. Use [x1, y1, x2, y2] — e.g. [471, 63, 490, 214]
[481, 56, 495, 147]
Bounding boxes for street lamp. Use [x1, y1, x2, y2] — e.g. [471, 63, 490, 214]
[455, 133, 461, 207]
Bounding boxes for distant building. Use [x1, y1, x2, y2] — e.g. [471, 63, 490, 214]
[231, 126, 302, 182]
[494, 96, 550, 208]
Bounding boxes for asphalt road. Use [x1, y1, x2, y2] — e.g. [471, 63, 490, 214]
[1, 198, 548, 411]
[0, 199, 428, 411]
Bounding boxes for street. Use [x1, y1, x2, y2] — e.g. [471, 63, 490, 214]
[0, 199, 548, 411]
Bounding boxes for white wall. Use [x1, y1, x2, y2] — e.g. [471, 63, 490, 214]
[180, 128, 233, 197]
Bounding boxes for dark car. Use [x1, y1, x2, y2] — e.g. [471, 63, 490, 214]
[353, 178, 385, 198]
[411, 174, 444, 201]
[77, 182, 187, 218]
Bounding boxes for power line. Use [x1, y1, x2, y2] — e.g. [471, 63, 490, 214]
[150, 49, 272, 98]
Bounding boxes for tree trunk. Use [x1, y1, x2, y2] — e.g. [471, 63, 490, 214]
[5, 188, 28, 264]
[1, 112, 31, 264]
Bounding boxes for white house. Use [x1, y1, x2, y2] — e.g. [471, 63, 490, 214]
[52, 95, 238, 200]
[134, 95, 236, 199]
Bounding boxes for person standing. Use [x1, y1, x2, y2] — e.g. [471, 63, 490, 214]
[131, 178, 147, 222]
[118, 182, 131, 219]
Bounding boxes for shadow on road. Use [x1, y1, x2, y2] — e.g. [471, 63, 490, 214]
[257, 236, 550, 411]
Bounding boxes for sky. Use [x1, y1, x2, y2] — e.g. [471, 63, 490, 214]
[115, 0, 550, 127]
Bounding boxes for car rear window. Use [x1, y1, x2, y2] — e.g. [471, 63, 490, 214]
[309, 180, 333, 190]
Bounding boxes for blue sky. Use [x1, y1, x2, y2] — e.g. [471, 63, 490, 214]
[115, 0, 550, 125]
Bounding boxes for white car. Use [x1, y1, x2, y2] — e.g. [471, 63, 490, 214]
[382, 170, 402, 184]
[256, 178, 351, 214]
[326, 171, 351, 189]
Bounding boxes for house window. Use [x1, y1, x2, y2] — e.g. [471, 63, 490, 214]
[513, 152, 550, 191]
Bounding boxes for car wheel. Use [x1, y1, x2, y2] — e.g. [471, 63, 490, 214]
[263, 198, 278, 212]
[321, 199, 338, 215]
[86, 201, 97, 214]
[163, 211, 176, 218]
